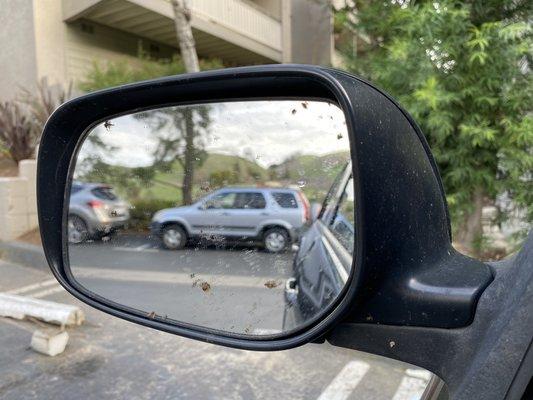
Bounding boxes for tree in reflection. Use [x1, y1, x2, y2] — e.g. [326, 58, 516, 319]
[136, 105, 211, 205]
[74, 128, 120, 184]
[80, 160, 155, 200]
[75, 126, 159, 201]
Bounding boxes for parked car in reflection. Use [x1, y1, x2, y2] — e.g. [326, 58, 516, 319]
[151, 187, 311, 253]
[283, 164, 354, 330]
[68, 182, 130, 243]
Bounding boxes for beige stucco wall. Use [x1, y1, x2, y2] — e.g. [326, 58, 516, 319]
[64, 20, 176, 85]
[0, 160, 38, 241]
[33, 0, 68, 88]
[0, 0, 38, 101]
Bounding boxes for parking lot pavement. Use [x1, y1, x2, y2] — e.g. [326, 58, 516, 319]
[0, 258, 431, 400]
[69, 232, 294, 277]
[68, 233, 295, 333]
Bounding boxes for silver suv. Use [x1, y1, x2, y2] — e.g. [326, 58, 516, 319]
[151, 187, 311, 252]
[68, 182, 130, 243]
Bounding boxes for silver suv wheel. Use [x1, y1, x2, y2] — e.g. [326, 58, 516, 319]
[68, 215, 88, 244]
[162, 225, 186, 250]
[264, 228, 288, 253]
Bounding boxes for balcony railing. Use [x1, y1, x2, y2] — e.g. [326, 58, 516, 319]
[188, 0, 281, 52]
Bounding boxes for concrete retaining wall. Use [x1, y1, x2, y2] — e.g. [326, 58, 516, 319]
[0, 159, 38, 241]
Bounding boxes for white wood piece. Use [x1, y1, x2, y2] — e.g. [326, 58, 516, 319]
[0, 293, 84, 326]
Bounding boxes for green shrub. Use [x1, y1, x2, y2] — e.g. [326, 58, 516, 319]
[79, 54, 223, 92]
[129, 199, 177, 231]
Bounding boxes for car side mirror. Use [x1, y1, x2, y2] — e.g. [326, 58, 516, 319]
[38, 65, 492, 352]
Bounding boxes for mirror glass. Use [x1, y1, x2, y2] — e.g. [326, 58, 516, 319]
[68, 100, 354, 336]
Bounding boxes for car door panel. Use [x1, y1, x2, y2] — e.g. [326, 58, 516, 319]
[223, 192, 267, 237]
[292, 221, 350, 323]
[188, 192, 236, 236]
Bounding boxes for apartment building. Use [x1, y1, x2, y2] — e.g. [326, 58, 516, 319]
[0, 0, 333, 99]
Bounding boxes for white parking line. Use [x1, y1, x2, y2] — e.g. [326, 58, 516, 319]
[317, 360, 370, 400]
[5, 278, 67, 300]
[72, 266, 285, 289]
[251, 328, 282, 335]
[6, 279, 58, 295]
[31, 285, 66, 299]
[392, 369, 431, 400]
[112, 246, 159, 253]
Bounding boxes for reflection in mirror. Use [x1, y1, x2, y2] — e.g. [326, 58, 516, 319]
[68, 100, 354, 336]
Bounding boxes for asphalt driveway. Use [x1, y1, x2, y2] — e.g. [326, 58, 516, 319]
[0, 242, 432, 400]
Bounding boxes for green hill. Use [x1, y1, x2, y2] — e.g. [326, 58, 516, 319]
[145, 153, 269, 202]
[79, 151, 350, 204]
[268, 151, 350, 202]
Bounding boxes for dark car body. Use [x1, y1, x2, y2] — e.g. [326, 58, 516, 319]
[284, 164, 354, 330]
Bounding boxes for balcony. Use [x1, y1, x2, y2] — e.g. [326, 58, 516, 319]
[62, 0, 283, 65]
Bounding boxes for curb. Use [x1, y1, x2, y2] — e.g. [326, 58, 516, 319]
[0, 241, 48, 271]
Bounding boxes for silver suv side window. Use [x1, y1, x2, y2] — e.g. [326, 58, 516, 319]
[204, 192, 237, 209]
[91, 186, 117, 201]
[235, 192, 266, 209]
[272, 192, 298, 208]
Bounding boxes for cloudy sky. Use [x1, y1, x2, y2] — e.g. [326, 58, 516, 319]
[77, 100, 350, 169]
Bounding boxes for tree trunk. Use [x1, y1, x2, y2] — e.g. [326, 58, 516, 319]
[456, 187, 485, 256]
[171, 0, 200, 73]
[171, 0, 200, 204]
[181, 108, 195, 205]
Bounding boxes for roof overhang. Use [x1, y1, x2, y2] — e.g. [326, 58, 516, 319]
[62, 0, 283, 65]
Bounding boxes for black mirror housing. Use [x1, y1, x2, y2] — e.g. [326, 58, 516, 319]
[37, 65, 492, 351]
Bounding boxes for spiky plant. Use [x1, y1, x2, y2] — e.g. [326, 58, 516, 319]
[0, 101, 39, 162]
[20, 77, 73, 128]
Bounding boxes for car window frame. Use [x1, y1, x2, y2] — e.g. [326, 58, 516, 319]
[202, 191, 238, 210]
[329, 177, 355, 253]
[272, 191, 299, 209]
[91, 185, 118, 201]
[320, 162, 352, 226]
[235, 191, 267, 210]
